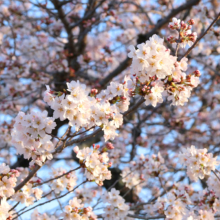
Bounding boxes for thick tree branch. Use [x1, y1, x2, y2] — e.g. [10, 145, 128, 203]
[127, 214, 165, 220]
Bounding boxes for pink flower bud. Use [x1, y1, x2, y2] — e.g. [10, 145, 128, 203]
[106, 142, 114, 149]
[95, 144, 100, 150]
[101, 180, 106, 186]
[181, 21, 187, 29]
[110, 10, 115, 16]
[188, 19, 195, 25]
[73, 207, 78, 213]
[140, 174, 145, 180]
[91, 88, 98, 95]
[103, 3, 108, 10]
[83, 207, 89, 214]
[73, 146, 79, 154]
[109, 113, 114, 118]
[168, 24, 173, 29]
[132, 161, 137, 166]
[194, 70, 201, 77]
[10, 169, 16, 173]
[121, 96, 126, 101]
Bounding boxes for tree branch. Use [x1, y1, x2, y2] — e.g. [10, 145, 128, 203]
[99, 0, 201, 88]
[180, 12, 220, 60]
[127, 214, 165, 220]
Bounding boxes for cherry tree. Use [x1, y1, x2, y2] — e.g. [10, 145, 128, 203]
[0, 0, 220, 219]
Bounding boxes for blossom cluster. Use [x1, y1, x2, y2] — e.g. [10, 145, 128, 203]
[51, 168, 77, 194]
[121, 153, 167, 193]
[144, 184, 192, 219]
[101, 188, 132, 219]
[74, 145, 112, 185]
[44, 80, 130, 141]
[1, 0, 220, 219]
[11, 110, 56, 166]
[144, 182, 220, 220]
[13, 182, 43, 207]
[121, 167, 143, 194]
[168, 17, 197, 48]
[128, 35, 176, 81]
[61, 197, 97, 220]
[0, 163, 18, 198]
[0, 126, 11, 147]
[208, 175, 220, 198]
[75, 188, 97, 204]
[0, 163, 43, 217]
[0, 197, 11, 220]
[178, 145, 218, 181]
[128, 34, 200, 107]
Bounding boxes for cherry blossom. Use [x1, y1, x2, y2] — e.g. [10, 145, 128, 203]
[0, 1, 219, 220]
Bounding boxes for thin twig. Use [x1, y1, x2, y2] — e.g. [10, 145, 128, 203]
[9, 202, 20, 212]
[212, 170, 220, 182]
[127, 214, 165, 219]
[180, 12, 220, 60]
[35, 166, 81, 187]
[13, 180, 87, 219]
